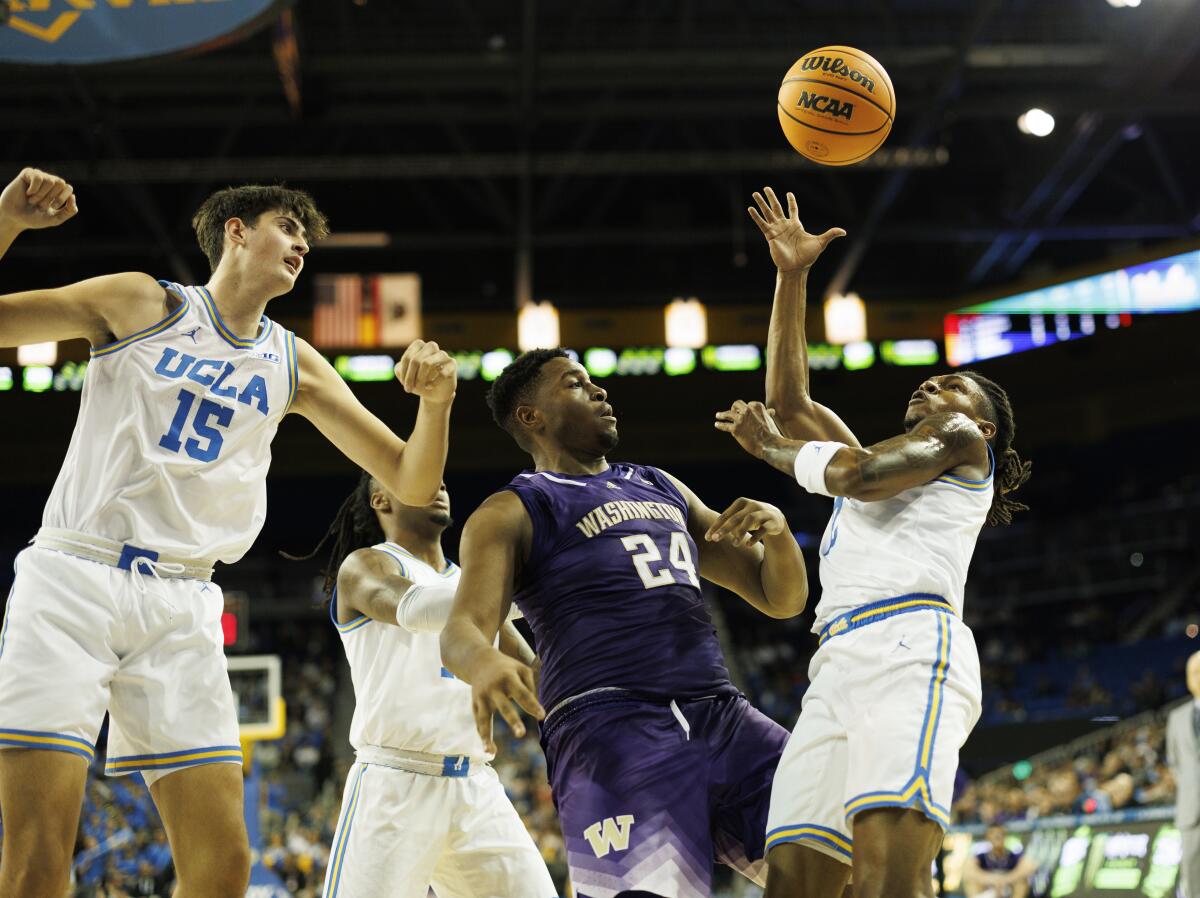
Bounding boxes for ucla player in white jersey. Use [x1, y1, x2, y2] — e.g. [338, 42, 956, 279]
[710, 187, 1031, 898]
[0, 168, 460, 898]
[295, 472, 555, 897]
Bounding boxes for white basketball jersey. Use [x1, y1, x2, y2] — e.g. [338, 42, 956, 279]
[812, 450, 994, 630]
[41, 282, 298, 564]
[335, 542, 489, 760]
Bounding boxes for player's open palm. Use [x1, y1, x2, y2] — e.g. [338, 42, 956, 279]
[395, 339, 457, 403]
[705, 497, 788, 547]
[470, 651, 545, 753]
[0, 168, 78, 231]
[748, 186, 844, 272]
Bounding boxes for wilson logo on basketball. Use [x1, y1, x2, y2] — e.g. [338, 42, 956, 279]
[795, 91, 855, 121]
[799, 56, 877, 93]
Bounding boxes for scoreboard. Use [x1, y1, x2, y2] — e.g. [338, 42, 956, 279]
[941, 812, 1180, 898]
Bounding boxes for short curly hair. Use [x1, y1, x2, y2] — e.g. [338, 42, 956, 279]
[485, 348, 569, 447]
[191, 185, 330, 273]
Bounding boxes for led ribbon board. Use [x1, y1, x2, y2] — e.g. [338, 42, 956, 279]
[945, 247, 1200, 366]
[0, 0, 288, 66]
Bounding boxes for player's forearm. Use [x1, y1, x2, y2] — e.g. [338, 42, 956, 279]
[440, 615, 503, 683]
[765, 268, 813, 412]
[757, 530, 808, 618]
[392, 397, 453, 506]
[751, 431, 921, 503]
[0, 219, 22, 263]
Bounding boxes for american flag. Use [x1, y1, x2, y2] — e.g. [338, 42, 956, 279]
[313, 274, 368, 348]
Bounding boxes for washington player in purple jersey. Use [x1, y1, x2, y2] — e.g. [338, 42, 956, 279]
[441, 349, 810, 898]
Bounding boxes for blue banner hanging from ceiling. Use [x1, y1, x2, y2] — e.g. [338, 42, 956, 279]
[0, 0, 289, 66]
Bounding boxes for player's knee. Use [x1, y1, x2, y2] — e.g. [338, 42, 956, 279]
[175, 838, 250, 896]
[0, 843, 73, 898]
[853, 859, 935, 898]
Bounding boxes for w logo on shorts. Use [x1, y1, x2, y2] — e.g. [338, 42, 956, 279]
[583, 814, 635, 857]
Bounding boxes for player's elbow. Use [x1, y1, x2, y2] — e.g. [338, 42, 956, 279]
[764, 584, 808, 619]
[396, 484, 440, 506]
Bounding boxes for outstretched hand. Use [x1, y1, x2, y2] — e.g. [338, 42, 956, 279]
[0, 168, 78, 231]
[468, 650, 546, 754]
[395, 339, 457, 403]
[715, 400, 783, 460]
[705, 497, 788, 547]
[748, 186, 844, 272]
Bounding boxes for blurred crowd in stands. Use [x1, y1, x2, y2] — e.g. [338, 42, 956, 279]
[953, 715, 1178, 825]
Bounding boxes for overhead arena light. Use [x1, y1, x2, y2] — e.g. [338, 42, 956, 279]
[517, 301, 560, 352]
[664, 297, 707, 349]
[1106, 0, 1141, 7]
[824, 292, 867, 345]
[1017, 108, 1055, 137]
[17, 342, 57, 366]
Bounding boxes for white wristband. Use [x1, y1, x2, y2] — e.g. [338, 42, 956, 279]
[793, 441, 846, 497]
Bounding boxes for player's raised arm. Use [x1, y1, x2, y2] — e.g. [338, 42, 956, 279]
[659, 470, 807, 620]
[0, 168, 170, 347]
[749, 186, 860, 447]
[440, 492, 545, 752]
[717, 399, 990, 503]
[291, 338, 455, 507]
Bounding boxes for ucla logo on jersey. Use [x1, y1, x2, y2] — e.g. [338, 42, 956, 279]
[154, 347, 270, 416]
[583, 815, 635, 858]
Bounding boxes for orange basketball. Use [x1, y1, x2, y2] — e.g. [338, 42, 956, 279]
[777, 46, 895, 166]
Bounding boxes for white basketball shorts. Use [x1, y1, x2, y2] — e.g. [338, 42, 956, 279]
[765, 598, 982, 866]
[0, 546, 241, 784]
[324, 759, 557, 898]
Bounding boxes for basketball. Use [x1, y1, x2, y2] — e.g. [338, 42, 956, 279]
[777, 46, 895, 166]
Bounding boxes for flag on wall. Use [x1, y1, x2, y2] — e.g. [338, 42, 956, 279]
[313, 274, 422, 348]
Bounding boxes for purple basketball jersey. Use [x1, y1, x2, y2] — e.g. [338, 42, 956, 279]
[505, 462, 736, 713]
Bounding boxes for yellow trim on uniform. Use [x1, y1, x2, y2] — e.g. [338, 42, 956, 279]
[765, 825, 853, 858]
[844, 779, 952, 826]
[285, 330, 299, 410]
[0, 728, 95, 760]
[918, 613, 951, 770]
[327, 765, 366, 898]
[90, 300, 188, 358]
[335, 614, 371, 635]
[818, 595, 953, 646]
[197, 286, 272, 349]
[933, 474, 991, 491]
[105, 747, 244, 771]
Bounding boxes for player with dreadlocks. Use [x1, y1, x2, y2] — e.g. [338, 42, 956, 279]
[712, 187, 1031, 898]
[295, 472, 555, 897]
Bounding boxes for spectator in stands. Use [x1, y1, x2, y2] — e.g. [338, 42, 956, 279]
[961, 824, 1037, 898]
[1166, 651, 1200, 898]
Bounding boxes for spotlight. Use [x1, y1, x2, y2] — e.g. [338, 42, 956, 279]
[1017, 108, 1055, 137]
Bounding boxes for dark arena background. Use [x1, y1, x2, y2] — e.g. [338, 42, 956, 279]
[1, 1, 1199, 896]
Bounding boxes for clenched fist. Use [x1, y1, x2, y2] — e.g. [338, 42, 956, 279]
[395, 339, 457, 404]
[0, 168, 78, 231]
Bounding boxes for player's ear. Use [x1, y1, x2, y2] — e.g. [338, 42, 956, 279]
[369, 490, 391, 513]
[514, 404, 540, 435]
[977, 418, 997, 441]
[224, 216, 249, 248]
